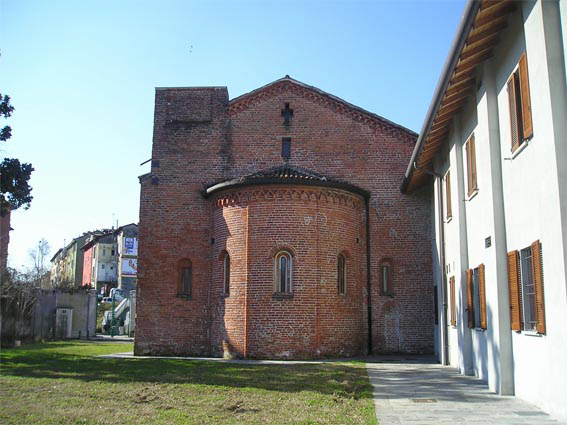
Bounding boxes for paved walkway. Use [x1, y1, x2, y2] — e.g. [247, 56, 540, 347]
[366, 356, 566, 425]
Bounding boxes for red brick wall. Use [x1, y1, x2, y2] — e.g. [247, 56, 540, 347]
[134, 80, 433, 357]
[210, 186, 364, 359]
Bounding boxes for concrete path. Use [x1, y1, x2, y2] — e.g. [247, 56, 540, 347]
[366, 356, 566, 425]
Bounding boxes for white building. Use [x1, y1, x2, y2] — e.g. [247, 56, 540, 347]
[402, 0, 567, 420]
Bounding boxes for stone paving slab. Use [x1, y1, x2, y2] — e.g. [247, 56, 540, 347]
[366, 357, 566, 425]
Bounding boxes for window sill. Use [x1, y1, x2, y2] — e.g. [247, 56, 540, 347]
[510, 139, 530, 159]
[176, 293, 192, 300]
[523, 331, 543, 337]
[467, 189, 479, 202]
[272, 292, 293, 301]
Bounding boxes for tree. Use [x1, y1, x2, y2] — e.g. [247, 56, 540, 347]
[29, 238, 50, 287]
[0, 93, 34, 216]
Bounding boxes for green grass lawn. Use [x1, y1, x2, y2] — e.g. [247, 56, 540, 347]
[0, 341, 377, 424]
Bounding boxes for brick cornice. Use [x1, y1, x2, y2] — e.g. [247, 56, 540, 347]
[228, 78, 417, 142]
[214, 186, 362, 210]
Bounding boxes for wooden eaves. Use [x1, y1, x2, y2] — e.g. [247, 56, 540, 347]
[401, 0, 516, 193]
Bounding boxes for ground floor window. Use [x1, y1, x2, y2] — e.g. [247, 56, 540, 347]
[466, 264, 486, 330]
[508, 241, 545, 333]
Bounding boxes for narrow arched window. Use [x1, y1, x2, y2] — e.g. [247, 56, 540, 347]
[178, 259, 192, 297]
[380, 260, 392, 296]
[338, 254, 347, 295]
[274, 251, 292, 293]
[223, 252, 230, 295]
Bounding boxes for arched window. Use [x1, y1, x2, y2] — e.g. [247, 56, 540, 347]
[274, 251, 292, 293]
[178, 259, 192, 297]
[223, 252, 230, 295]
[380, 259, 393, 296]
[338, 254, 347, 295]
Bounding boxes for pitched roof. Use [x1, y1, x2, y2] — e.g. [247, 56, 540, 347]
[204, 165, 369, 199]
[229, 75, 417, 139]
[247, 165, 328, 182]
[401, 0, 517, 192]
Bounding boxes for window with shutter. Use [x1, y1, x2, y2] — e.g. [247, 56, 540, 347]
[466, 269, 474, 328]
[507, 52, 533, 152]
[518, 53, 533, 140]
[507, 75, 521, 152]
[465, 134, 477, 197]
[507, 250, 522, 331]
[445, 170, 452, 220]
[478, 264, 487, 330]
[531, 240, 545, 334]
[450, 276, 456, 327]
[509, 241, 546, 334]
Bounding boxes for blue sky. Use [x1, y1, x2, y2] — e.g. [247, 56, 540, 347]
[1, 0, 465, 269]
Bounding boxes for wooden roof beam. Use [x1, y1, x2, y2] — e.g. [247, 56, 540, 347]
[479, 0, 514, 15]
[449, 73, 475, 87]
[442, 87, 472, 106]
[466, 21, 507, 45]
[454, 51, 493, 76]
[460, 40, 498, 61]
[446, 79, 475, 97]
[474, 5, 514, 29]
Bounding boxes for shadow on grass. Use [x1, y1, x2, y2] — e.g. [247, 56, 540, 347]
[1, 344, 372, 400]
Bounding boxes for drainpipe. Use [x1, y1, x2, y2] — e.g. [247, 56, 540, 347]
[436, 174, 449, 366]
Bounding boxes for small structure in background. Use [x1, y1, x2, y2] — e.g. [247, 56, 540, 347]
[0, 286, 97, 346]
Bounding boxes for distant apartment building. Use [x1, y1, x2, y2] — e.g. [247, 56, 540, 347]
[81, 224, 138, 296]
[50, 233, 92, 288]
[115, 223, 138, 293]
[82, 231, 118, 295]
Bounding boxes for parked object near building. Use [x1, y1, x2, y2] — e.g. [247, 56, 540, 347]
[401, 0, 567, 421]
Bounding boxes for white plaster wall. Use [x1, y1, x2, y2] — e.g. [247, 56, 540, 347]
[430, 2, 566, 418]
[493, 2, 567, 420]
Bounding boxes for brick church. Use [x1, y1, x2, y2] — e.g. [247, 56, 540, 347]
[135, 76, 433, 358]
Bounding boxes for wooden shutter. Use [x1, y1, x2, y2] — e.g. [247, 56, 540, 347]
[450, 276, 456, 327]
[445, 171, 452, 219]
[518, 53, 533, 140]
[466, 141, 472, 195]
[466, 269, 474, 328]
[478, 264, 487, 330]
[466, 135, 477, 196]
[507, 75, 520, 152]
[507, 250, 521, 331]
[531, 240, 546, 334]
[470, 135, 477, 193]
